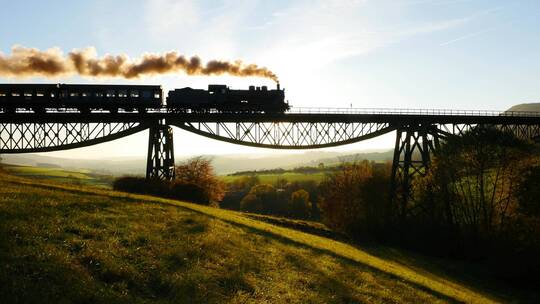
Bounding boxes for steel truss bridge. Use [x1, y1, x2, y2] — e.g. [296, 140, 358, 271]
[1, 107, 539, 213]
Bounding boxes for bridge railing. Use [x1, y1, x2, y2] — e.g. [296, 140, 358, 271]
[3, 107, 540, 117]
[288, 107, 540, 117]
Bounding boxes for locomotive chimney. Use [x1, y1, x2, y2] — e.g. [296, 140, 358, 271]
[277, 82, 280, 90]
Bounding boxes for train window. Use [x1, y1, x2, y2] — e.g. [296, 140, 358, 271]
[61, 90, 68, 98]
[209, 91, 214, 95]
[241, 100, 248, 103]
[154, 91, 160, 99]
[70, 92, 79, 97]
[0, 92, 6, 97]
[24, 92, 33, 97]
[118, 90, 127, 98]
[95, 92, 103, 97]
[11, 92, 20, 97]
[106, 90, 115, 98]
[50, 92, 55, 98]
[36, 92, 45, 97]
[130, 90, 139, 98]
[142, 91, 151, 99]
[82, 92, 89, 97]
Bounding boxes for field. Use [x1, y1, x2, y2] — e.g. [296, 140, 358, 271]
[220, 172, 326, 184]
[0, 172, 528, 303]
[1, 164, 114, 188]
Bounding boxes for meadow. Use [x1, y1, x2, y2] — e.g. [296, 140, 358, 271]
[0, 172, 526, 303]
[220, 172, 326, 184]
[1, 164, 114, 188]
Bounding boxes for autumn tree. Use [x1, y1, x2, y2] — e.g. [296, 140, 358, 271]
[415, 128, 534, 243]
[240, 184, 277, 213]
[221, 175, 260, 210]
[175, 156, 225, 204]
[319, 160, 391, 238]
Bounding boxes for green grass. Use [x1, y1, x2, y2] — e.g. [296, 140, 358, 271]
[0, 173, 521, 303]
[221, 172, 326, 184]
[1, 164, 114, 188]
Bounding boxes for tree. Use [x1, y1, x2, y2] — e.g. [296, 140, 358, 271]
[240, 184, 277, 213]
[221, 175, 260, 210]
[516, 164, 540, 217]
[319, 160, 390, 238]
[175, 156, 225, 204]
[289, 189, 311, 218]
[415, 128, 534, 243]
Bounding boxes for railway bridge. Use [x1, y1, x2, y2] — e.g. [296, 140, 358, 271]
[1, 107, 539, 212]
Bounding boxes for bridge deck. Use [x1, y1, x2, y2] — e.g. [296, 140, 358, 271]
[0, 108, 539, 125]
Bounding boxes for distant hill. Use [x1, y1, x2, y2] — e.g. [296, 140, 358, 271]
[0, 149, 394, 175]
[303, 150, 393, 166]
[506, 103, 540, 112]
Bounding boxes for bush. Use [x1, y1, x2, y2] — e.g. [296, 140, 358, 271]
[169, 181, 208, 204]
[288, 189, 311, 219]
[113, 176, 210, 205]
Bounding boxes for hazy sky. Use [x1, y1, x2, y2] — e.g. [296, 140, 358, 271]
[0, 0, 539, 159]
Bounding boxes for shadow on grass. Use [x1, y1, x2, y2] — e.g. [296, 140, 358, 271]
[6, 178, 499, 303]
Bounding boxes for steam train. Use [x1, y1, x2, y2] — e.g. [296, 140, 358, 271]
[0, 83, 289, 113]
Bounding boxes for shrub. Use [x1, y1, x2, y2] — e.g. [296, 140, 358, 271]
[288, 189, 311, 219]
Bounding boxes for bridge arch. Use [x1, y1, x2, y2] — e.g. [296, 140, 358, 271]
[0, 122, 147, 153]
[174, 121, 395, 149]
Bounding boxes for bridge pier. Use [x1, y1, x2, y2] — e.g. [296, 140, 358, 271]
[390, 124, 440, 217]
[146, 120, 175, 181]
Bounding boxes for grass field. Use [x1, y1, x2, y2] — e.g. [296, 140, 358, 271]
[221, 172, 326, 184]
[1, 164, 114, 188]
[0, 173, 529, 303]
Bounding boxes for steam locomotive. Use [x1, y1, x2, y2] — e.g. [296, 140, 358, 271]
[0, 83, 289, 113]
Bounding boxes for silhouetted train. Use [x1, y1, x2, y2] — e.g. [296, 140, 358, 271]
[0, 83, 289, 114]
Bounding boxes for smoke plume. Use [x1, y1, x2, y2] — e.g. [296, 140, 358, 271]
[0, 45, 278, 82]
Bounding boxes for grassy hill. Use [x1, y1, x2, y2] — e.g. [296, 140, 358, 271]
[506, 103, 540, 112]
[0, 163, 114, 188]
[0, 173, 525, 303]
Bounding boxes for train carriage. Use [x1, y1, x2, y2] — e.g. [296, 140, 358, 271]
[58, 84, 162, 113]
[0, 84, 60, 113]
[0, 84, 162, 113]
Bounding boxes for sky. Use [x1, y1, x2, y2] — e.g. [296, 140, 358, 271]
[0, 0, 539, 159]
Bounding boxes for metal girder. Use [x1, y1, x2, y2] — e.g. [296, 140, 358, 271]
[499, 124, 540, 141]
[146, 121, 175, 181]
[390, 124, 440, 217]
[175, 121, 394, 149]
[0, 122, 145, 153]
